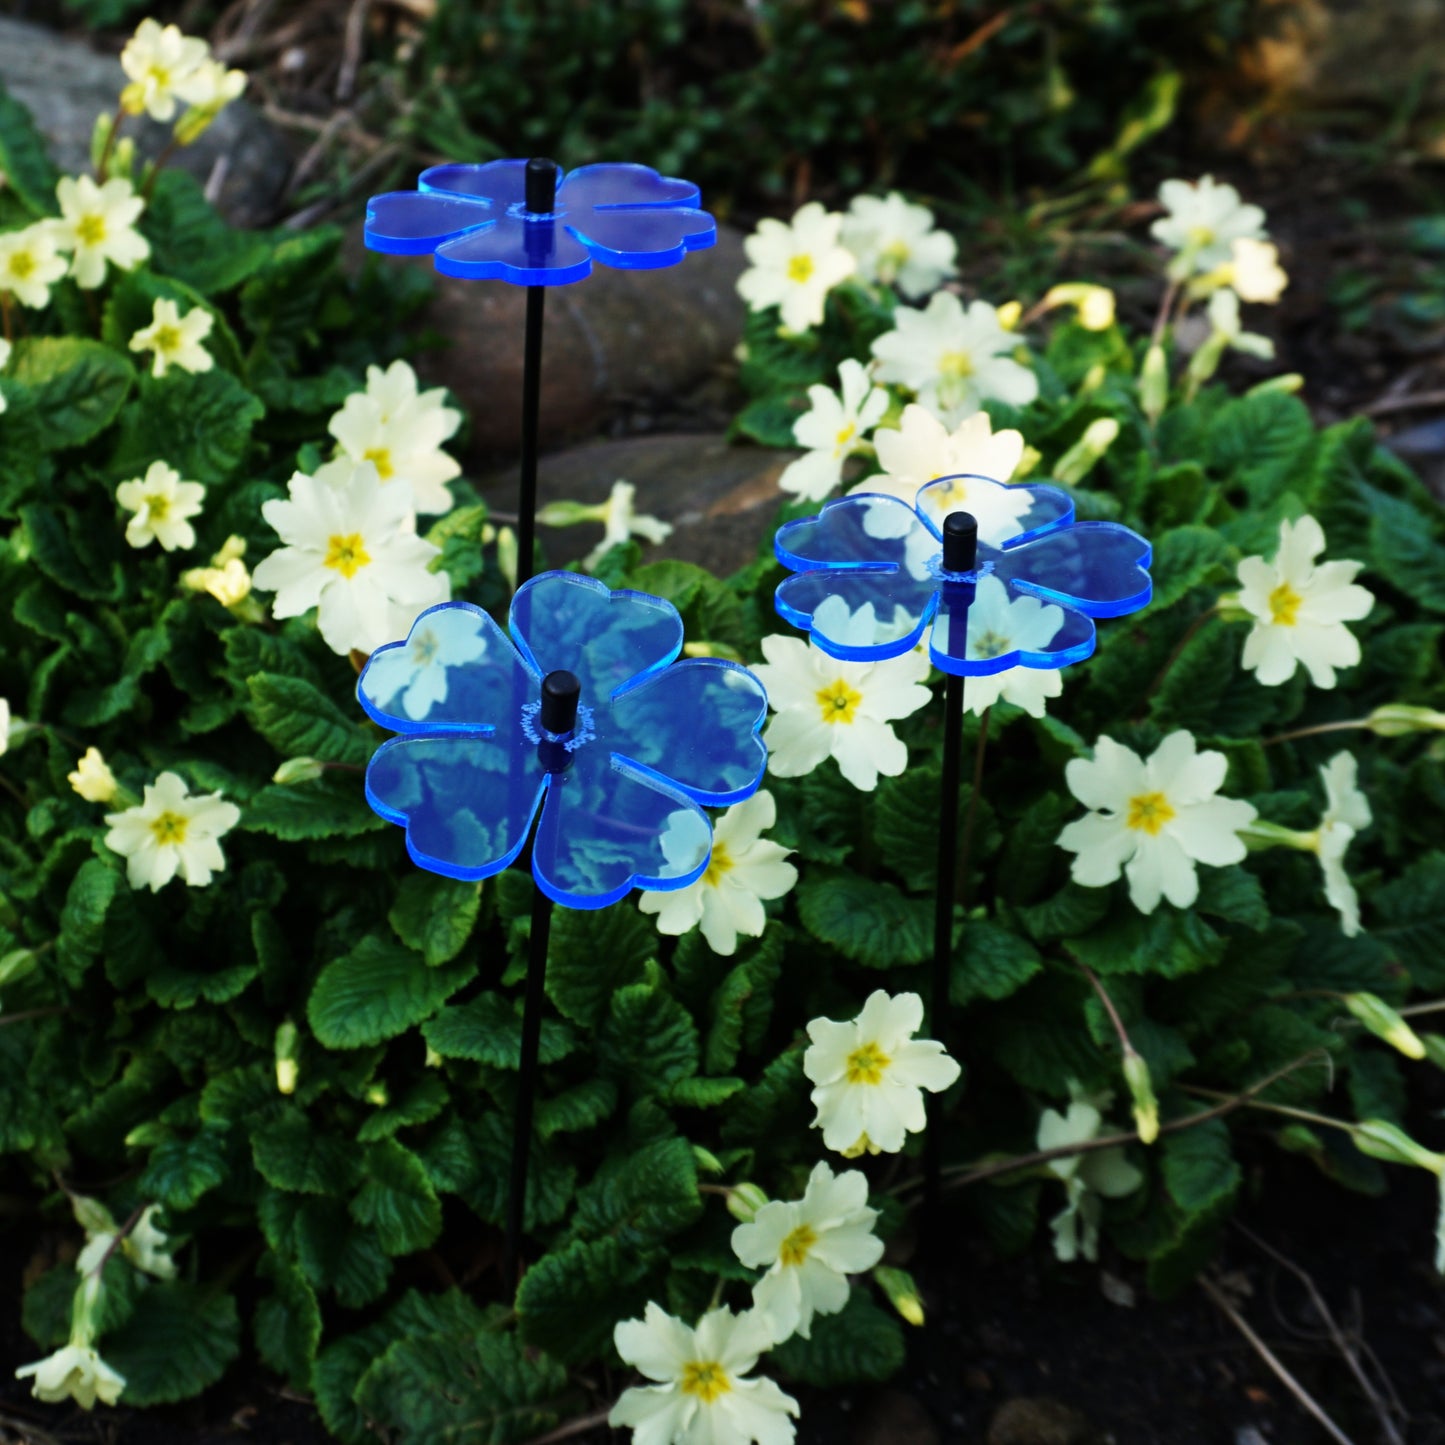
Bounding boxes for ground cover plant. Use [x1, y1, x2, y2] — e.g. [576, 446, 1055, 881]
[2, 15, 1445, 1445]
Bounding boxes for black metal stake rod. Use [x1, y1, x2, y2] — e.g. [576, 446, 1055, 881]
[514, 157, 557, 589]
[924, 512, 977, 1230]
[504, 669, 578, 1286]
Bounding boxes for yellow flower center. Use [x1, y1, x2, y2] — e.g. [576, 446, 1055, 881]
[816, 679, 862, 725]
[787, 253, 815, 284]
[840, 1132, 878, 1159]
[147, 62, 173, 89]
[324, 532, 371, 578]
[703, 841, 733, 888]
[153, 325, 182, 356]
[1186, 224, 1216, 249]
[1125, 791, 1175, 836]
[834, 421, 857, 450]
[9, 252, 35, 279]
[76, 214, 107, 247]
[363, 446, 395, 480]
[680, 1361, 731, 1403]
[879, 240, 911, 268]
[779, 1223, 818, 1268]
[845, 1041, 890, 1085]
[1268, 581, 1303, 626]
[939, 349, 975, 380]
[149, 810, 189, 846]
[971, 629, 1010, 660]
[145, 492, 171, 521]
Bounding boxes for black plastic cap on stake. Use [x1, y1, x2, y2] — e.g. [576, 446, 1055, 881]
[540, 670, 581, 733]
[942, 511, 979, 573]
[526, 158, 559, 214]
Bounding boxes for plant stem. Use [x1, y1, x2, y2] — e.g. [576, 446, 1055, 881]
[1149, 276, 1181, 349]
[0, 1007, 69, 1028]
[1261, 718, 1371, 747]
[1179, 1083, 1352, 1135]
[1078, 963, 1131, 1053]
[95, 105, 126, 180]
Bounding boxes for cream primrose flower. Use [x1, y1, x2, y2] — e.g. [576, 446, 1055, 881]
[583, 480, 673, 571]
[610, 1302, 799, 1445]
[1234, 515, 1372, 689]
[120, 19, 209, 121]
[839, 191, 957, 297]
[731, 1161, 884, 1343]
[1229, 238, 1288, 303]
[116, 460, 205, 551]
[252, 461, 449, 656]
[778, 360, 889, 502]
[736, 201, 856, 334]
[639, 790, 798, 956]
[751, 634, 931, 792]
[128, 297, 214, 378]
[803, 990, 961, 1157]
[956, 574, 1065, 718]
[1038, 1096, 1143, 1263]
[0, 695, 10, 756]
[68, 747, 117, 804]
[15, 1343, 125, 1411]
[853, 405, 1027, 545]
[1057, 731, 1258, 914]
[104, 770, 241, 892]
[1150, 175, 1267, 275]
[870, 292, 1038, 425]
[327, 363, 463, 515]
[173, 58, 248, 144]
[182, 536, 253, 608]
[1205, 286, 1274, 359]
[75, 1204, 177, 1281]
[0, 222, 68, 309]
[55, 176, 150, 290]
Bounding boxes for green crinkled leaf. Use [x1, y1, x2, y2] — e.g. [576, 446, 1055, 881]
[8, 338, 134, 451]
[1373, 851, 1445, 988]
[1208, 391, 1316, 506]
[721, 1046, 808, 1145]
[572, 1135, 702, 1250]
[1162, 1117, 1241, 1217]
[357, 1074, 450, 1142]
[1014, 880, 1111, 943]
[20, 502, 125, 601]
[664, 1075, 745, 1107]
[0, 81, 59, 215]
[536, 1078, 618, 1139]
[796, 873, 931, 968]
[254, 1253, 322, 1390]
[389, 871, 483, 966]
[309, 935, 470, 1049]
[772, 1288, 906, 1387]
[103, 1284, 241, 1407]
[547, 904, 655, 1027]
[1065, 906, 1226, 979]
[261, 1193, 392, 1308]
[55, 858, 120, 985]
[1148, 525, 1235, 609]
[424, 993, 576, 1068]
[516, 1235, 654, 1365]
[247, 673, 375, 767]
[951, 919, 1042, 1006]
[423, 1113, 577, 1231]
[142, 169, 271, 295]
[1194, 865, 1269, 931]
[597, 971, 700, 1091]
[733, 391, 807, 448]
[139, 1127, 232, 1211]
[110, 370, 264, 482]
[1368, 486, 1445, 613]
[252, 1108, 362, 1195]
[350, 1139, 443, 1256]
[314, 1320, 398, 1445]
[243, 776, 386, 840]
[703, 928, 783, 1073]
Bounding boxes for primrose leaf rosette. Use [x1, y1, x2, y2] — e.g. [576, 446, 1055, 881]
[356, 572, 768, 909]
[364, 159, 717, 286]
[773, 473, 1153, 676]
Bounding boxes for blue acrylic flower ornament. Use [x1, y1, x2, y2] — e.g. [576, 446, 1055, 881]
[773, 473, 1152, 676]
[356, 572, 768, 908]
[364, 159, 717, 286]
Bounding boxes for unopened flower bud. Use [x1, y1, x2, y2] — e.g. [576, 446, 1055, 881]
[692, 1145, 725, 1177]
[874, 1265, 925, 1326]
[1366, 703, 1445, 737]
[1140, 343, 1169, 423]
[1246, 373, 1303, 397]
[272, 757, 325, 786]
[68, 747, 117, 804]
[1053, 418, 1120, 487]
[1343, 992, 1426, 1060]
[1014, 445, 1043, 480]
[1352, 1119, 1444, 1174]
[89, 110, 113, 173]
[274, 1020, 299, 1095]
[995, 300, 1022, 331]
[1044, 282, 1116, 331]
[1122, 1046, 1159, 1144]
[725, 1182, 768, 1223]
[496, 525, 518, 592]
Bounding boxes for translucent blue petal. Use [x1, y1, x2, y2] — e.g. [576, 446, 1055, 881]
[914, 475, 1075, 550]
[364, 190, 495, 254]
[419, 160, 530, 206]
[930, 575, 1097, 676]
[775, 493, 941, 573]
[605, 659, 767, 805]
[565, 208, 716, 270]
[510, 573, 682, 703]
[357, 602, 535, 734]
[775, 570, 936, 661]
[366, 734, 547, 882]
[532, 751, 711, 908]
[434, 219, 594, 285]
[558, 162, 701, 210]
[993, 522, 1153, 618]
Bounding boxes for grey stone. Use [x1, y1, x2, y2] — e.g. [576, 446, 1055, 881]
[850, 1389, 941, 1445]
[371, 224, 749, 460]
[0, 16, 290, 228]
[479, 431, 793, 578]
[987, 1397, 1099, 1445]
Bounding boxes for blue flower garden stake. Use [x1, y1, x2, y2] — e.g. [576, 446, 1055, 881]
[773, 474, 1152, 1213]
[364, 159, 717, 583]
[358, 571, 767, 1274]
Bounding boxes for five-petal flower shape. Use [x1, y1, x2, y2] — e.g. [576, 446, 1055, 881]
[773, 474, 1152, 676]
[357, 572, 768, 908]
[364, 159, 717, 285]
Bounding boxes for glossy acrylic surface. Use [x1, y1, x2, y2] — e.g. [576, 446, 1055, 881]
[364, 159, 717, 286]
[773, 473, 1152, 675]
[358, 574, 767, 907]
